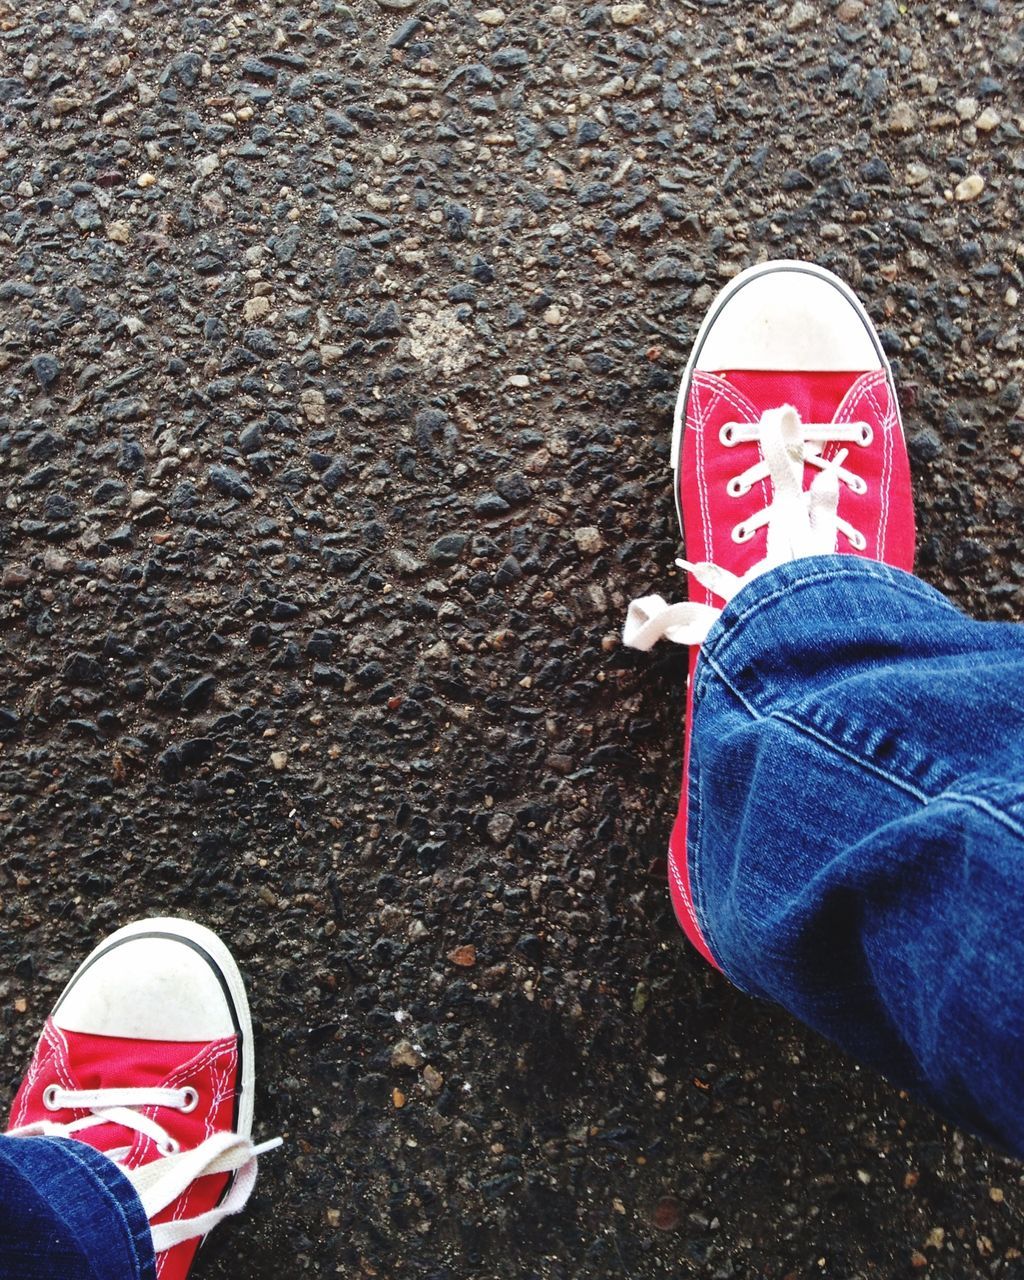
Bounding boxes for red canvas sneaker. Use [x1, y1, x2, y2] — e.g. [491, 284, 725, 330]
[7, 918, 280, 1278]
[625, 261, 915, 967]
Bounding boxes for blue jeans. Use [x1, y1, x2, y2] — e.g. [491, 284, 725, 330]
[0, 1135, 154, 1280]
[689, 555, 1024, 1155]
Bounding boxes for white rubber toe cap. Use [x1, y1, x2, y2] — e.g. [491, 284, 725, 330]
[694, 262, 883, 372]
[53, 922, 241, 1043]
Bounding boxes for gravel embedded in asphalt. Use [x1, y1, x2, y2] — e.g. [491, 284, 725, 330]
[2, 0, 1024, 1275]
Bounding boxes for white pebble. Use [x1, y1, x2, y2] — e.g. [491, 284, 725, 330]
[786, 0, 816, 31]
[574, 527, 604, 554]
[954, 173, 985, 202]
[610, 3, 646, 24]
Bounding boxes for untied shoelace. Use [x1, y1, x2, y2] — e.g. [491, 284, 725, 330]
[9, 1083, 282, 1252]
[623, 405, 866, 650]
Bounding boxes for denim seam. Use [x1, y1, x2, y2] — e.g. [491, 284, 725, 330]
[686, 678, 768, 990]
[686, 735, 745, 989]
[685, 705, 737, 984]
[938, 791, 1024, 844]
[691, 657, 1024, 967]
[56, 1142, 146, 1280]
[688, 657, 932, 985]
[694, 565, 958, 702]
[697, 646, 932, 802]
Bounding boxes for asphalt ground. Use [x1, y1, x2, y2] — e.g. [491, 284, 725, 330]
[2, 0, 1024, 1275]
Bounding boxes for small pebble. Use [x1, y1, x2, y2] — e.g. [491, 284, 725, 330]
[574, 527, 604, 554]
[954, 173, 985, 201]
[786, 0, 816, 31]
[888, 103, 917, 133]
[610, 2, 646, 23]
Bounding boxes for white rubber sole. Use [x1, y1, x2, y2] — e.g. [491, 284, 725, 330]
[52, 917, 255, 1140]
[669, 260, 896, 533]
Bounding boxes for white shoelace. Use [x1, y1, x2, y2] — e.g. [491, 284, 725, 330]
[9, 1085, 282, 1252]
[624, 405, 867, 650]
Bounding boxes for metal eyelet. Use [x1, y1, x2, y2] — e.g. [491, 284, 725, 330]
[158, 1137, 181, 1156]
[850, 476, 868, 495]
[849, 530, 867, 551]
[179, 1087, 199, 1114]
[43, 1085, 61, 1111]
[857, 423, 874, 446]
[726, 477, 748, 498]
[719, 422, 738, 446]
[731, 523, 754, 544]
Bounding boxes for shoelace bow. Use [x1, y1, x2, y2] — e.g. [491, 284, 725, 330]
[624, 405, 866, 650]
[9, 1084, 282, 1252]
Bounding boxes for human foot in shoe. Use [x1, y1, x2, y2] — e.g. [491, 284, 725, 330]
[7, 918, 280, 1279]
[624, 261, 915, 963]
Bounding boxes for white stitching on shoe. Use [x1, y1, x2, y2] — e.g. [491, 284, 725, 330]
[691, 373, 763, 600]
[691, 378, 714, 600]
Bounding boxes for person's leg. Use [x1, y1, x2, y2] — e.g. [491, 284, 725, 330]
[0, 1133, 154, 1280]
[624, 258, 1024, 1155]
[687, 555, 1024, 1156]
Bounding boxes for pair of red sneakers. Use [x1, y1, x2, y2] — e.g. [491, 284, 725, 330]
[4, 263, 914, 1273]
[624, 260, 915, 965]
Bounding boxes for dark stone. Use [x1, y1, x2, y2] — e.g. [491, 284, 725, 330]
[208, 465, 254, 501]
[860, 156, 894, 184]
[474, 492, 511, 516]
[164, 52, 203, 88]
[494, 472, 531, 504]
[575, 119, 604, 146]
[494, 555, 522, 585]
[428, 534, 469, 565]
[691, 105, 716, 140]
[244, 328, 278, 357]
[181, 675, 217, 713]
[366, 302, 402, 337]
[30, 354, 60, 388]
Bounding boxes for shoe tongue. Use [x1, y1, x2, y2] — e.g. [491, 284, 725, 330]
[722, 369, 868, 426]
[58, 1027, 208, 1159]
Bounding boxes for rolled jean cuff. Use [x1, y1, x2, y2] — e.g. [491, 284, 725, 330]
[692, 555, 959, 705]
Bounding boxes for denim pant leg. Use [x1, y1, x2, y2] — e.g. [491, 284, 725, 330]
[688, 556, 1024, 1156]
[0, 1136, 155, 1280]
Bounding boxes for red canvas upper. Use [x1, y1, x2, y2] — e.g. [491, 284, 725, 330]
[9, 1019, 240, 1280]
[671, 367, 916, 965]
